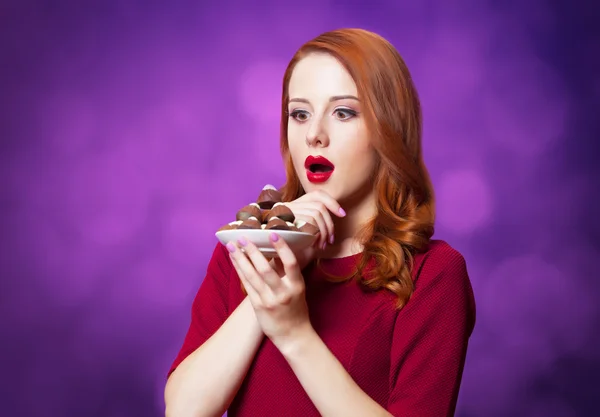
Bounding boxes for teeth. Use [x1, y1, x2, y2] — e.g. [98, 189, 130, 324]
[263, 184, 277, 191]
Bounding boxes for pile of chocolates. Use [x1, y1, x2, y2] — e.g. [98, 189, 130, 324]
[217, 185, 319, 235]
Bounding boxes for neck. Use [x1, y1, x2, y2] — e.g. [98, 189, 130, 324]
[321, 188, 377, 258]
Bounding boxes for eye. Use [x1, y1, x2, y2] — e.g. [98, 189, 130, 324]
[334, 108, 357, 121]
[289, 109, 310, 122]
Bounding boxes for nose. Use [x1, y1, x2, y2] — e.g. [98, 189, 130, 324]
[305, 116, 329, 148]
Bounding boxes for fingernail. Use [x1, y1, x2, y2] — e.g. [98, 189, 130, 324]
[321, 242, 326, 250]
[226, 242, 236, 253]
[339, 208, 346, 216]
[237, 237, 248, 246]
[329, 234, 335, 244]
[270, 233, 279, 242]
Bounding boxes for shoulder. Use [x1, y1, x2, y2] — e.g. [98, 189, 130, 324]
[202, 241, 235, 289]
[411, 239, 470, 290]
[406, 239, 476, 332]
[209, 241, 233, 268]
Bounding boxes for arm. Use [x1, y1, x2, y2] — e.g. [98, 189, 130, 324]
[164, 243, 264, 417]
[386, 250, 476, 417]
[279, 327, 394, 417]
[225, 234, 390, 417]
[277, 249, 475, 417]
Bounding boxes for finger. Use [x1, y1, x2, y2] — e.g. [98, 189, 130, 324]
[237, 237, 283, 292]
[269, 233, 304, 285]
[229, 252, 262, 304]
[297, 190, 346, 218]
[226, 241, 268, 296]
[271, 257, 285, 275]
[294, 209, 327, 248]
[304, 207, 329, 248]
[303, 201, 336, 244]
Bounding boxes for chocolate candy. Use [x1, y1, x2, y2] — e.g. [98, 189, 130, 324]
[286, 221, 300, 232]
[217, 184, 320, 237]
[265, 217, 290, 230]
[236, 203, 262, 222]
[264, 203, 295, 223]
[218, 220, 242, 232]
[298, 221, 319, 235]
[238, 217, 262, 229]
[256, 184, 282, 209]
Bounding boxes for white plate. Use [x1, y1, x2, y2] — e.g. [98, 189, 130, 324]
[215, 229, 317, 257]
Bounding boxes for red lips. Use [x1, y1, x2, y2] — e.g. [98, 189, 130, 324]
[305, 155, 335, 183]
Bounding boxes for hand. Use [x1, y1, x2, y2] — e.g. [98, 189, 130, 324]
[226, 232, 312, 350]
[282, 190, 346, 251]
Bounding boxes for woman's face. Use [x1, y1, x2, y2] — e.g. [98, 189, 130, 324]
[286, 53, 378, 206]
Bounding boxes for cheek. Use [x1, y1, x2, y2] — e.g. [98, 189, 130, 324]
[337, 126, 372, 159]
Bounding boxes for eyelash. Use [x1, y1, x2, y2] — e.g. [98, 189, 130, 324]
[288, 108, 358, 122]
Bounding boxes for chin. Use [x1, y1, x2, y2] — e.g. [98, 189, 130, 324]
[304, 181, 339, 199]
[296, 172, 341, 199]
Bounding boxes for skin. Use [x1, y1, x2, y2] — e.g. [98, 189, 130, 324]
[285, 52, 379, 258]
[226, 53, 392, 416]
[163, 53, 392, 417]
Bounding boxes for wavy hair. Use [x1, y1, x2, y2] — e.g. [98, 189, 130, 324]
[279, 28, 435, 310]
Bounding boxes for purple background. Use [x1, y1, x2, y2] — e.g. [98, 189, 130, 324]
[1, 1, 598, 416]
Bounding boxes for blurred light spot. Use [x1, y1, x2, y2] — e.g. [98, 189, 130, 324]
[436, 169, 492, 233]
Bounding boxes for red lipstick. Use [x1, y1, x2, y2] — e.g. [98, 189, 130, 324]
[305, 155, 335, 183]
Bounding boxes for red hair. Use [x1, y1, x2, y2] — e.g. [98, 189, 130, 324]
[279, 28, 435, 309]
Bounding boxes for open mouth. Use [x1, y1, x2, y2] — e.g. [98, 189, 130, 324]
[304, 155, 334, 183]
[308, 164, 334, 173]
[304, 155, 335, 173]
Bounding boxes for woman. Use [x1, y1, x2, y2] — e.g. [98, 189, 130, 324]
[164, 28, 476, 417]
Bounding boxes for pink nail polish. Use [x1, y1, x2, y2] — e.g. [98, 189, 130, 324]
[339, 208, 346, 216]
[329, 234, 335, 244]
[270, 233, 279, 242]
[238, 237, 248, 246]
[226, 242, 236, 253]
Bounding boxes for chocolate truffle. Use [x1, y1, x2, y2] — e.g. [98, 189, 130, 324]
[238, 216, 262, 229]
[260, 209, 271, 222]
[286, 221, 300, 232]
[265, 217, 290, 230]
[217, 220, 242, 232]
[256, 184, 282, 209]
[298, 221, 319, 235]
[236, 203, 262, 222]
[264, 203, 295, 223]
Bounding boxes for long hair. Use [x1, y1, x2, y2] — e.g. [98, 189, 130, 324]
[279, 28, 435, 310]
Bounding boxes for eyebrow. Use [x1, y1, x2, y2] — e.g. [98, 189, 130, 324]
[288, 95, 359, 104]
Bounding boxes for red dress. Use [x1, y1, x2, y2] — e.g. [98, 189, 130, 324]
[169, 239, 476, 417]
